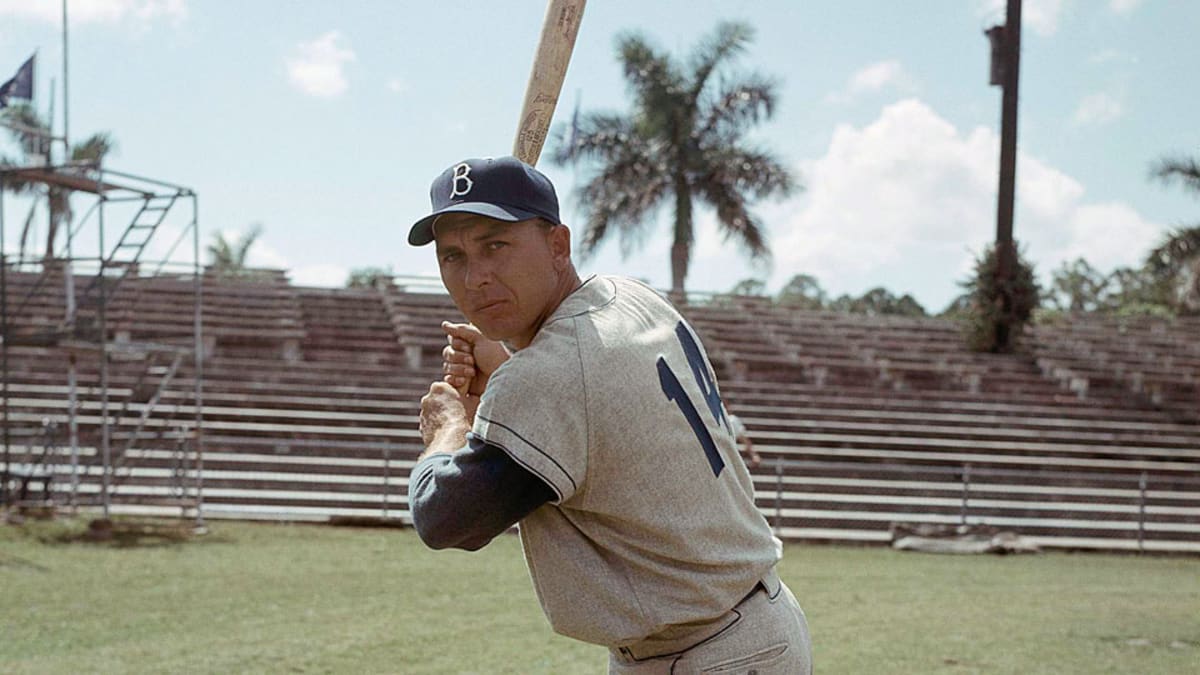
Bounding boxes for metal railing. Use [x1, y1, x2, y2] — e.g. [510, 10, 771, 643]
[761, 457, 1200, 553]
[18, 436, 1199, 552]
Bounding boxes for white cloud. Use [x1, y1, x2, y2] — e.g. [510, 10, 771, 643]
[1071, 91, 1124, 127]
[977, 0, 1065, 36]
[386, 77, 408, 94]
[754, 98, 1163, 310]
[0, 0, 186, 25]
[242, 233, 289, 270]
[848, 61, 909, 93]
[240, 233, 347, 286]
[1058, 202, 1162, 271]
[826, 60, 915, 103]
[286, 31, 356, 98]
[291, 264, 348, 287]
[1109, 0, 1144, 15]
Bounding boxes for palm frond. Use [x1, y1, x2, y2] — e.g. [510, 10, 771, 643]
[698, 146, 797, 200]
[206, 237, 235, 267]
[697, 74, 778, 142]
[552, 113, 638, 165]
[234, 224, 264, 267]
[616, 32, 686, 137]
[617, 33, 677, 98]
[688, 22, 753, 102]
[71, 133, 116, 163]
[575, 154, 671, 259]
[694, 176, 770, 262]
[207, 227, 263, 274]
[1150, 155, 1200, 195]
[1146, 225, 1200, 276]
[0, 154, 39, 193]
[0, 104, 51, 156]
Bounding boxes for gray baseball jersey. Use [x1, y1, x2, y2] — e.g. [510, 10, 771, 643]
[471, 275, 779, 647]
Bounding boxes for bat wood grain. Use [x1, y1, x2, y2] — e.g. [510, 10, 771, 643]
[513, 0, 586, 166]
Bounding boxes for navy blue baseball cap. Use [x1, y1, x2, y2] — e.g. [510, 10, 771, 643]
[408, 156, 562, 246]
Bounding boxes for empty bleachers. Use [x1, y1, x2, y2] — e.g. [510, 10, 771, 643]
[1031, 314, 1200, 423]
[2, 275, 1197, 552]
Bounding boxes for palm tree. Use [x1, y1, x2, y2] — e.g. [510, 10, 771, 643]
[206, 224, 263, 277]
[1145, 226, 1200, 312]
[552, 21, 797, 295]
[1150, 155, 1200, 312]
[0, 103, 115, 262]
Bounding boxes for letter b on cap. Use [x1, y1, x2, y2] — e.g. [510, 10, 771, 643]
[449, 163, 473, 199]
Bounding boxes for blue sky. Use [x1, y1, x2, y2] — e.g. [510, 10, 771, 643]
[1, 0, 1196, 312]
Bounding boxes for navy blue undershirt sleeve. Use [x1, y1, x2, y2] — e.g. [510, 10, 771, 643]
[408, 435, 556, 551]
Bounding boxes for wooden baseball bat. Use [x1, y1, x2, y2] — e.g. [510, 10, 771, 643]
[448, 1, 585, 397]
[512, 0, 587, 166]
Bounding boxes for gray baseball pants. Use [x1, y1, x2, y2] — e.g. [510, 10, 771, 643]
[607, 575, 812, 674]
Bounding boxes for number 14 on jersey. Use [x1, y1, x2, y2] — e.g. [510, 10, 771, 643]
[657, 321, 729, 477]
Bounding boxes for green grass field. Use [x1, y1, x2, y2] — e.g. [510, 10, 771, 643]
[2, 517, 1197, 674]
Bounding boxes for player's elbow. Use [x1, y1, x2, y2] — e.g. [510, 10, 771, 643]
[412, 507, 457, 550]
[453, 533, 494, 552]
[415, 524, 492, 551]
[411, 506, 492, 551]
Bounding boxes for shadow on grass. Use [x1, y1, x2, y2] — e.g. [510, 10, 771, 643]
[4, 513, 236, 549]
[0, 551, 51, 571]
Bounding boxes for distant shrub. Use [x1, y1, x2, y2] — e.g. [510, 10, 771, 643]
[959, 243, 1040, 352]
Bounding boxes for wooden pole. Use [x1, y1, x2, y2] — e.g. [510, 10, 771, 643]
[994, 0, 1022, 350]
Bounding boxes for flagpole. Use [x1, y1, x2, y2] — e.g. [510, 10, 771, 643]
[62, 0, 69, 152]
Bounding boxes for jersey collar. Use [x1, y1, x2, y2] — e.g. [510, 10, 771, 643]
[545, 274, 616, 324]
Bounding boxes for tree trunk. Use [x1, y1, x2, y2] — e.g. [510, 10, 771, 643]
[671, 175, 693, 297]
[46, 187, 69, 262]
[18, 200, 36, 262]
[670, 240, 688, 299]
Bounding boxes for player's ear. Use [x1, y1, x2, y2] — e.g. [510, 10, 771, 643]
[546, 223, 572, 270]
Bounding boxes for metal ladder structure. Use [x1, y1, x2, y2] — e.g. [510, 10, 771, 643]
[0, 420, 61, 510]
[107, 349, 187, 478]
[70, 192, 181, 339]
[1, 160, 204, 525]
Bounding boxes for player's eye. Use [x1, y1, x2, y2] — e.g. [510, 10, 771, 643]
[439, 251, 462, 265]
[486, 241, 508, 251]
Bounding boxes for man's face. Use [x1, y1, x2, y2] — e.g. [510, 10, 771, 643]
[433, 214, 570, 349]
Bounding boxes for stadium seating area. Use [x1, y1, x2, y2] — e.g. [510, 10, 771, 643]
[3, 269, 1198, 552]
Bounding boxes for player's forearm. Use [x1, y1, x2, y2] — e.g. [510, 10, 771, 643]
[408, 438, 554, 551]
[408, 454, 493, 550]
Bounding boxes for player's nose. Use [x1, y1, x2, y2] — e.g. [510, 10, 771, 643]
[463, 258, 494, 290]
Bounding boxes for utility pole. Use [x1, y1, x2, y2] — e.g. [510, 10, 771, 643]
[987, 0, 1022, 351]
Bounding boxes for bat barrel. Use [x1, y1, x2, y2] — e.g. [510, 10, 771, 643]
[513, 0, 587, 166]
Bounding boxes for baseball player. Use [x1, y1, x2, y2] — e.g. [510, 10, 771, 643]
[407, 156, 811, 673]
